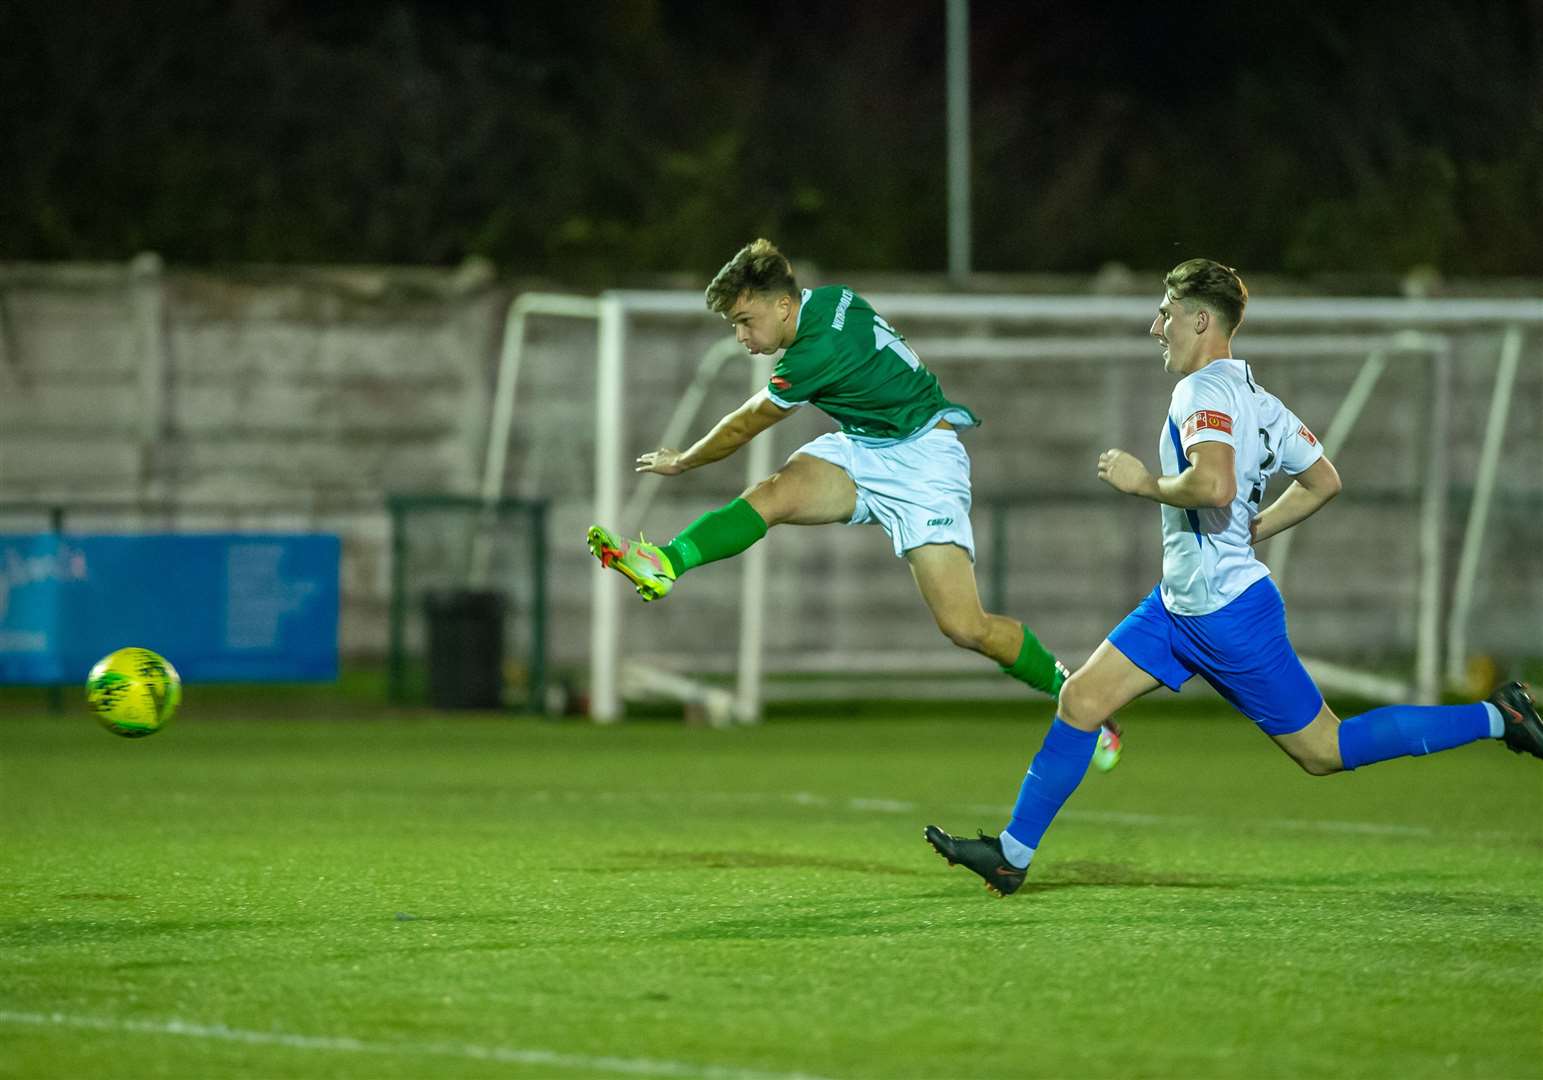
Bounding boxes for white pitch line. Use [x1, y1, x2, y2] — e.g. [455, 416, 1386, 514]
[655, 789, 1508, 841]
[435, 786, 1526, 842]
[0, 1011, 840, 1080]
[766, 791, 1445, 838]
[959, 803, 1440, 837]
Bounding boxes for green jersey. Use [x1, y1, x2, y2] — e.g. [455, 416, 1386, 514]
[766, 286, 979, 445]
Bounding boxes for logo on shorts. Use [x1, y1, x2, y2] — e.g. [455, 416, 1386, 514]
[926, 517, 953, 527]
[770, 376, 792, 391]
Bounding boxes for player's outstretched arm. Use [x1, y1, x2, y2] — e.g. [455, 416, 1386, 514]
[1098, 443, 1236, 508]
[635, 390, 794, 475]
[1250, 456, 1342, 543]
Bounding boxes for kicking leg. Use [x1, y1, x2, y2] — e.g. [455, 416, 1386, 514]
[667, 451, 854, 577]
[587, 453, 852, 601]
[925, 640, 1159, 896]
[905, 542, 1067, 697]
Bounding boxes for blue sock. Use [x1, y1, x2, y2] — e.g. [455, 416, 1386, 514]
[1337, 703, 1494, 770]
[1004, 718, 1098, 854]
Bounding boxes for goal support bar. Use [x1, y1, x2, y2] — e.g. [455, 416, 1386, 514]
[482, 289, 1543, 720]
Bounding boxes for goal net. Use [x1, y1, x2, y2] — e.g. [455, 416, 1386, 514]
[481, 290, 1543, 722]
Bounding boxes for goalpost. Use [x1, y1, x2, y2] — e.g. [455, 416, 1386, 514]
[480, 290, 1543, 723]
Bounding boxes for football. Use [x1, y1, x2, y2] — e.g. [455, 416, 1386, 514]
[87, 647, 182, 738]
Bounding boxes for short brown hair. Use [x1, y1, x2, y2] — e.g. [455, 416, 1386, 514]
[1164, 258, 1248, 337]
[705, 239, 798, 314]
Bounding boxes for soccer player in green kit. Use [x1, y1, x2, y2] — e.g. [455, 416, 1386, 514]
[586, 238, 1083, 704]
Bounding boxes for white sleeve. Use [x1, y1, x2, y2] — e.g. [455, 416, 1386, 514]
[1172, 373, 1238, 452]
[1278, 407, 1325, 474]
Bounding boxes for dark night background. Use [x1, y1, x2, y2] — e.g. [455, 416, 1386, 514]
[2, 0, 1540, 282]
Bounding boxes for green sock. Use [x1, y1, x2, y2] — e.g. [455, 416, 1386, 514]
[660, 497, 768, 577]
[1001, 626, 1066, 698]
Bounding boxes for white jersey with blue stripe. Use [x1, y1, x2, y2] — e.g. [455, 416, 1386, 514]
[1157, 357, 1324, 615]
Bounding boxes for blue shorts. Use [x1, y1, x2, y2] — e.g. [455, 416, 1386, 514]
[1107, 576, 1322, 736]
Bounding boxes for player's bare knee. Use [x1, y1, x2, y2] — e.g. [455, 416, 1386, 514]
[742, 477, 787, 525]
[1055, 673, 1108, 732]
[1276, 713, 1344, 775]
[1289, 747, 1343, 776]
[935, 613, 988, 653]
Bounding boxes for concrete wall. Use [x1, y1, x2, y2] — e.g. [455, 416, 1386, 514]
[0, 259, 499, 660]
[2, 260, 1539, 688]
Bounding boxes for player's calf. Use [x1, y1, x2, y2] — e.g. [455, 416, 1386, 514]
[935, 616, 990, 655]
[994, 623, 1068, 700]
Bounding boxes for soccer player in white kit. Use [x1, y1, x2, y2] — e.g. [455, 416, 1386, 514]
[926, 258, 1543, 897]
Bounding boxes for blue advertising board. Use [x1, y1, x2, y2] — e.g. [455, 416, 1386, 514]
[0, 534, 339, 684]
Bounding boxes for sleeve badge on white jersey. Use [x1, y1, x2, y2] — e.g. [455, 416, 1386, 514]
[1182, 409, 1234, 440]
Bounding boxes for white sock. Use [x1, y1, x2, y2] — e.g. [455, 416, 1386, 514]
[1484, 701, 1504, 738]
[998, 830, 1034, 869]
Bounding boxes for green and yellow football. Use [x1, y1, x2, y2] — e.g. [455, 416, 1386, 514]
[87, 647, 182, 738]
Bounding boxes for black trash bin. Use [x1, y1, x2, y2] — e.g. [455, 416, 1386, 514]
[422, 588, 507, 708]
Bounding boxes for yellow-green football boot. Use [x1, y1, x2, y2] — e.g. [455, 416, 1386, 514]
[586, 525, 677, 602]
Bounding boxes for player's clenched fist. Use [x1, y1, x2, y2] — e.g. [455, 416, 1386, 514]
[1098, 448, 1154, 496]
[636, 448, 687, 475]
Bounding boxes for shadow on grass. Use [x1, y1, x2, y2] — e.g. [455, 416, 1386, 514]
[602, 849, 929, 878]
[651, 857, 1243, 941]
[1019, 859, 1238, 894]
[606, 851, 1232, 888]
[0, 916, 321, 947]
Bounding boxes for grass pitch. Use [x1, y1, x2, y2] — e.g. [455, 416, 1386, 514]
[2, 693, 1540, 1079]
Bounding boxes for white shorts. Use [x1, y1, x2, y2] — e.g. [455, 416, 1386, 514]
[793, 428, 976, 560]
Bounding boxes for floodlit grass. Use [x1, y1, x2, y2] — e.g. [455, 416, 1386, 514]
[2, 695, 1540, 1079]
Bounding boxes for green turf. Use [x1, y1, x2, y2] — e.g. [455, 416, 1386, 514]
[2, 697, 1540, 1080]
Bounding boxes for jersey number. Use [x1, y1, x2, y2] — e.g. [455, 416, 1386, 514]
[1249, 428, 1277, 506]
[873, 315, 921, 371]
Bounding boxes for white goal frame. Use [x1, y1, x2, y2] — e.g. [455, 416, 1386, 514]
[482, 291, 1543, 723]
